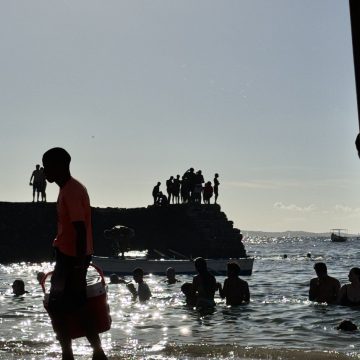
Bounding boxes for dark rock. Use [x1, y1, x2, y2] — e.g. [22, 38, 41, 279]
[0, 202, 247, 263]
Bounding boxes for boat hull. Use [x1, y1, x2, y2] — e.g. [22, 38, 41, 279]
[92, 256, 254, 276]
[331, 233, 347, 242]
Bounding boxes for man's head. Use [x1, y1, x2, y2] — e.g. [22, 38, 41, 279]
[12, 279, 25, 296]
[314, 262, 327, 277]
[42, 147, 71, 183]
[166, 267, 175, 280]
[227, 262, 240, 277]
[194, 257, 207, 274]
[36, 164, 40, 170]
[133, 267, 144, 283]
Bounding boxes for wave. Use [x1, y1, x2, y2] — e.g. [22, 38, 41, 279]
[159, 343, 354, 360]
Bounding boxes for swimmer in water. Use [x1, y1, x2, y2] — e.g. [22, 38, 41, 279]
[37, 272, 45, 284]
[181, 282, 197, 307]
[127, 268, 152, 302]
[164, 267, 180, 285]
[12, 279, 28, 296]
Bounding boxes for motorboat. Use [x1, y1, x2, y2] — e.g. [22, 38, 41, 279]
[330, 229, 347, 242]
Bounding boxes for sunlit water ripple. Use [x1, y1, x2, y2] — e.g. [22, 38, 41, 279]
[1, 236, 360, 359]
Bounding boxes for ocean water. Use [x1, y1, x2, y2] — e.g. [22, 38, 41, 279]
[1, 236, 360, 360]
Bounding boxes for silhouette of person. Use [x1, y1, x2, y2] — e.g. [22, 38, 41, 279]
[180, 175, 190, 203]
[126, 268, 151, 302]
[40, 167, 47, 202]
[193, 170, 204, 203]
[164, 267, 180, 284]
[29, 164, 43, 202]
[42, 147, 107, 360]
[338, 267, 360, 306]
[152, 182, 161, 205]
[192, 257, 217, 308]
[309, 262, 340, 304]
[218, 262, 250, 305]
[183, 168, 196, 200]
[181, 282, 197, 307]
[337, 320, 358, 331]
[214, 173, 220, 204]
[12, 279, 28, 296]
[203, 181, 213, 204]
[172, 175, 181, 204]
[156, 192, 168, 206]
[166, 176, 174, 204]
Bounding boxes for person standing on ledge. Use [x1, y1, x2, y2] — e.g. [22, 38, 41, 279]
[213, 173, 220, 204]
[42, 147, 107, 360]
[29, 164, 43, 202]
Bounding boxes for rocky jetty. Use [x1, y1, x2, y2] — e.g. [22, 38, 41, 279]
[0, 202, 247, 263]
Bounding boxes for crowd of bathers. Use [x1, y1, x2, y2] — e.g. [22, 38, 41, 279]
[10, 258, 360, 334]
[152, 168, 220, 206]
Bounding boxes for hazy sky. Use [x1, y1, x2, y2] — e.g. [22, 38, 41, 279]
[1, 0, 359, 233]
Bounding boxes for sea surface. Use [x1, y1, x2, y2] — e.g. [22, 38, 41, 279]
[1, 236, 360, 360]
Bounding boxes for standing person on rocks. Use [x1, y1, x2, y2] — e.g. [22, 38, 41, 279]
[40, 166, 47, 202]
[213, 173, 220, 204]
[42, 147, 108, 360]
[29, 164, 43, 202]
[152, 182, 161, 205]
[172, 175, 181, 204]
[203, 181, 213, 204]
[166, 176, 174, 204]
[193, 170, 204, 203]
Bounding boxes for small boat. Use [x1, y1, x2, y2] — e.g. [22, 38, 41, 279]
[330, 229, 347, 242]
[92, 256, 254, 276]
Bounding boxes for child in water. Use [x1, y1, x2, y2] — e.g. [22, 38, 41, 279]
[127, 268, 152, 302]
[181, 282, 197, 307]
[218, 262, 250, 305]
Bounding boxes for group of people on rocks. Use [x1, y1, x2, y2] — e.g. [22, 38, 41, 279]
[152, 168, 220, 206]
[29, 164, 47, 202]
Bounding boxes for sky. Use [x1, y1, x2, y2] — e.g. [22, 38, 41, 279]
[1, 0, 360, 233]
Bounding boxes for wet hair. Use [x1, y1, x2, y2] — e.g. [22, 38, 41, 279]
[194, 257, 207, 273]
[314, 262, 327, 273]
[12, 279, 25, 295]
[337, 320, 358, 331]
[42, 147, 71, 167]
[227, 262, 240, 276]
[181, 282, 194, 295]
[110, 273, 120, 284]
[350, 267, 360, 280]
[133, 268, 144, 277]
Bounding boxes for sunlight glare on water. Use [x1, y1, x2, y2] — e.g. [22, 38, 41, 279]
[0, 236, 360, 359]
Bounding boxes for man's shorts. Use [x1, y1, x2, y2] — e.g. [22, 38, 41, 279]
[48, 249, 91, 314]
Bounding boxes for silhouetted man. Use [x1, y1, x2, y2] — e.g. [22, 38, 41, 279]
[42, 147, 107, 360]
[309, 262, 340, 304]
[29, 164, 42, 202]
[214, 173, 220, 204]
[152, 182, 161, 204]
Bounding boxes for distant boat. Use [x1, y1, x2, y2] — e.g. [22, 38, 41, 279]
[330, 229, 347, 242]
[92, 256, 254, 276]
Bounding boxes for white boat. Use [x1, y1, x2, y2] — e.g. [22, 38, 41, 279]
[92, 256, 254, 276]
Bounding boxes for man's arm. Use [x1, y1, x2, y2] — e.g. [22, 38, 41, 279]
[309, 278, 318, 301]
[29, 171, 34, 184]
